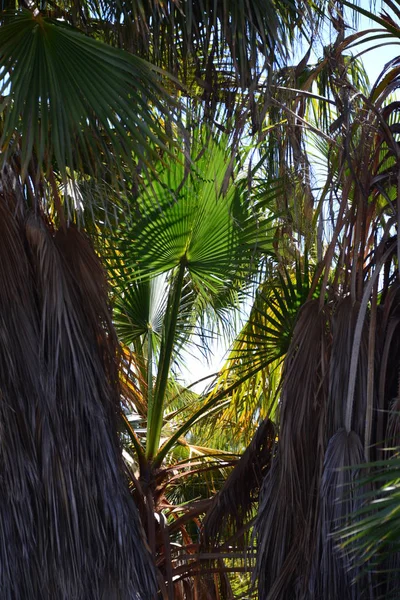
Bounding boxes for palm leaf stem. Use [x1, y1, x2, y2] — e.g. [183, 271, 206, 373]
[122, 414, 145, 463]
[318, 172, 351, 307]
[147, 327, 154, 438]
[164, 371, 220, 413]
[132, 339, 149, 403]
[146, 259, 186, 459]
[307, 168, 350, 302]
[172, 565, 251, 580]
[342, 0, 400, 36]
[345, 240, 396, 432]
[397, 168, 400, 269]
[365, 281, 378, 460]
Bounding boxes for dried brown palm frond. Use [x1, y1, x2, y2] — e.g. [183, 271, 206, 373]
[120, 346, 149, 420]
[327, 298, 366, 438]
[306, 295, 373, 599]
[202, 418, 275, 550]
[255, 300, 329, 600]
[0, 174, 156, 599]
[254, 295, 376, 600]
[374, 284, 400, 452]
[252, 5, 400, 592]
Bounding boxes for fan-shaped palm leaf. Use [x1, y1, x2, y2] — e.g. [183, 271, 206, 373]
[195, 253, 317, 450]
[109, 131, 274, 459]
[0, 9, 176, 184]
[53, 0, 326, 135]
[120, 133, 273, 296]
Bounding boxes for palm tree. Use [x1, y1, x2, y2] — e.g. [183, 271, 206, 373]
[0, 10, 199, 600]
[199, 3, 400, 598]
[103, 129, 275, 597]
[0, 6, 177, 600]
[4, 0, 395, 598]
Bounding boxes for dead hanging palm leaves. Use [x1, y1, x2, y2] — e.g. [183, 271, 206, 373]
[255, 257, 396, 599]
[329, 260, 400, 597]
[79, 0, 323, 137]
[255, 300, 329, 600]
[0, 191, 42, 599]
[254, 298, 375, 600]
[346, 280, 400, 597]
[326, 298, 368, 440]
[190, 419, 276, 600]
[202, 418, 275, 549]
[307, 298, 371, 600]
[376, 283, 400, 453]
[0, 175, 156, 599]
[313, 429, 367, 600]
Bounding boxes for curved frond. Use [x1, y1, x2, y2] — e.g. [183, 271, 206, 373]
[197, 253, 317, 448]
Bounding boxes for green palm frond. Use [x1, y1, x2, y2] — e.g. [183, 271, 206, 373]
[114, 274, 169, 345]
[340, 457, 400, 562]
[338, 454, 400, 597]
[195, 253, 317, 449]
[0, 9, 176, 183]
[107, 131, 275, 461]
[151, 255, 318, 465]
[118, 133, 273, 297]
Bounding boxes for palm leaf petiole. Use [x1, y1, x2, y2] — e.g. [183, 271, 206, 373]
[146, 258, 186, 459]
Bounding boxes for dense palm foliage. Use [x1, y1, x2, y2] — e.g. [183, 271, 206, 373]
[101, 131, 275, 597]
[251, 7, 400, 600]
[2, 0, 400, 599]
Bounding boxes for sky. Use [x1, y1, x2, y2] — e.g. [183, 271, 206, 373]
[342, 0, 400, 83]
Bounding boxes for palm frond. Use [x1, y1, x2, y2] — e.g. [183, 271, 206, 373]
[338, 453, 400, 599]
[310, 429, 367, 600]
[0, 174, 156, 598]
[55, 0, 325, 133]
[113, 274, 169, 346]
[255, 300, 329, 600]
[197, 253, 317, 449]
[117, 134, 273, 297]
[0, 9, 176, 186]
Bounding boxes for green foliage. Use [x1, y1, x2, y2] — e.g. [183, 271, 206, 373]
[108, 130, 275, 460]
[0, 10, 176, 185]
[339, 455, 400, 567]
